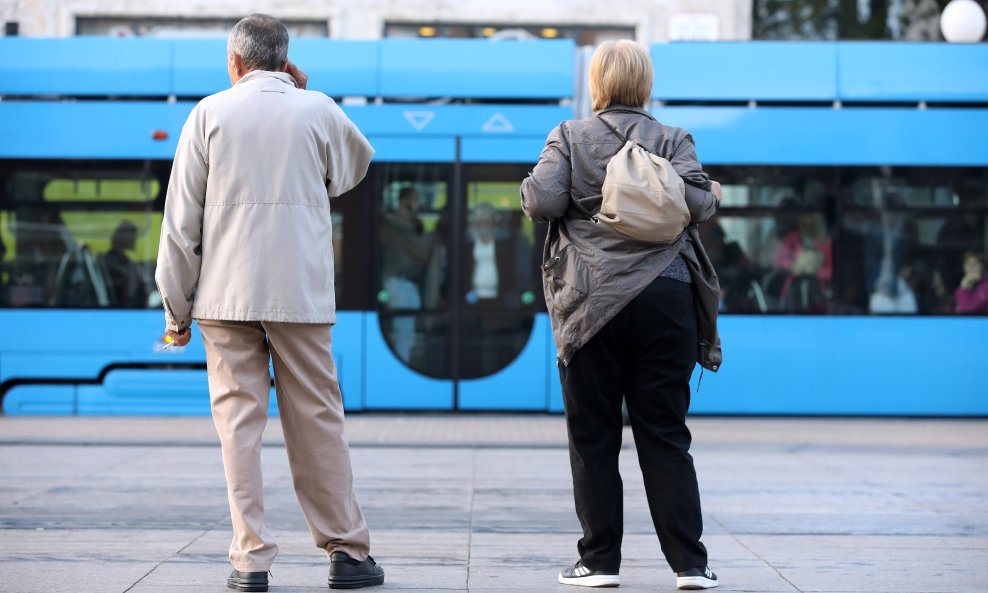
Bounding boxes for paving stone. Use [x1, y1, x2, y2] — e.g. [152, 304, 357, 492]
[1, 416, 985, 593]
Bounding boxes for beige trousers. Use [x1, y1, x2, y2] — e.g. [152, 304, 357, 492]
[197, 319, 370, 572]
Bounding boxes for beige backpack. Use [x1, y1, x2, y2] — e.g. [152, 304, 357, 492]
[594, 114, 690, 243]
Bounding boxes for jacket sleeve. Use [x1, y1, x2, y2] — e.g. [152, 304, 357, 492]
[672, 133, 717, 224]
[685, 184, 717, 224]
[521, 124, 572, 223]
[955, 281, 988, 313]
[326, 102, 374, 198]
[155, 108, 208, 332]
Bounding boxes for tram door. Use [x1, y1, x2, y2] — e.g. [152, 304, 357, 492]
[365, 163, 548, 410]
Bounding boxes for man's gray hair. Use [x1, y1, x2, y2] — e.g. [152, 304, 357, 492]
[228, 14, 289, 72]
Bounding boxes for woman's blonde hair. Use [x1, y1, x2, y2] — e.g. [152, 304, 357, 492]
[588, 40, 653, 112]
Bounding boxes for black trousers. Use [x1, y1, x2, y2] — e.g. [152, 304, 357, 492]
[560, 276, 708, 573]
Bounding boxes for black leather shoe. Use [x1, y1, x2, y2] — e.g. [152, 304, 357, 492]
[328, 551, 385, 589]
[227, 569, 268, 592]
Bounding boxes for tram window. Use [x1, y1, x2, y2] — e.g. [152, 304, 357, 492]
[1, 168, 160, 309]
[701, 213, 834, 314]
[713, 166, 835, 208]
[0, 212, 11, 302]
[376, 163, 452, 377]
[331, 210, 344, 291]
[708, 166, 837, 314]
[838, 168, 988, 315]
[45, 178, 159, 203]
[461, 167, 542, 379]
[373, 163, 544, 379]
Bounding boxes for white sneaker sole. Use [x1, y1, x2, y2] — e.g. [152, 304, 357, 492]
[558, 573, 620, 587]
[677, 575, 719, 589]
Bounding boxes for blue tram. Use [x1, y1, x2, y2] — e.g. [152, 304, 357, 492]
[0, 38, 986, 415]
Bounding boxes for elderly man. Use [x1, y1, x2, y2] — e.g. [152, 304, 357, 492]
[155, 14, 382, 592]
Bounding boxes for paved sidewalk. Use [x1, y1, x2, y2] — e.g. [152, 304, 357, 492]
[1, 415, 986, 593]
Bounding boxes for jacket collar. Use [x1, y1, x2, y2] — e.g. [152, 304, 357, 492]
[235, 70, 298, 88]
[594, 104, 654, 120]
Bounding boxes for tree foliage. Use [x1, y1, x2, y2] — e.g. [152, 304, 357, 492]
[753, 0, 987, 40]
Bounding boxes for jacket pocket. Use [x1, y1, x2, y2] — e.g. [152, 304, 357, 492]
[542, 244, 590, 318]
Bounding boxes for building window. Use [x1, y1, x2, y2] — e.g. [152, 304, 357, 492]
[75, 17, 329, 38]
[384, 22, 633, 45]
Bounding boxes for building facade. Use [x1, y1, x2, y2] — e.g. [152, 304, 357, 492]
[1, 0, 752, 43]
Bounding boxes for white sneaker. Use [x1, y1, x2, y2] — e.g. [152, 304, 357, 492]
[558, 560, 620, 587]
[676, 565, 718, 589]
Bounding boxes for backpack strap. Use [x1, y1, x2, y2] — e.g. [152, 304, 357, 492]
[598, 111, 708, 191]
[596, 114, 628, 144]
[597, 112, 656, 153]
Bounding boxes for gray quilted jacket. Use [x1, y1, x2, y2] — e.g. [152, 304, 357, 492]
[520, 105, 723, 370]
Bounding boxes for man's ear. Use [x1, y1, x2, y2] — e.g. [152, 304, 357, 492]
[281, 60, 289, 72]
[235, 53, 246, 76]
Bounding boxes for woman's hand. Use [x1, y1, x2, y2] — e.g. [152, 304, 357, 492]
[709, 180, 723, 203]
[961, 270, 981, 290]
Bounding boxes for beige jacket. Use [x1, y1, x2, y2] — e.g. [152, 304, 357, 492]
[155, 70, 374, 331]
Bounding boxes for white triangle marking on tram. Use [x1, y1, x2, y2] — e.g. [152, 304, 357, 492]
[403, 111, 435, 131]
[481, 112, 514, 133]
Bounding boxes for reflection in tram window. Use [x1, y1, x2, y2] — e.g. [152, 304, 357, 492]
[706, 166, 988, 316]
[1, 168, 160, 309]
[4, 209, 71, 307]
[698, 216, 762, 313]
[331, 210, 344, 294]
[381, 186, 432, 362]
[101, 221, 150, 308]
[377, 164, 450, 376]
[460, 176, 540, 379]
[706, 166, 838, 314]
[839, 168, 988, 315]
[702, 213, 835, 314]
[373, 165, 543, 380]
[770, 212, 833, 314]
[465, 203, 535, 307]
[0, 214, 9, 306]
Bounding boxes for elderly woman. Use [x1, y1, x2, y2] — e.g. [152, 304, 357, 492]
[521, 40, 721, 590]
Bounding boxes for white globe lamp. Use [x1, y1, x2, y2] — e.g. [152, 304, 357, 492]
[940, 0, 987, 42]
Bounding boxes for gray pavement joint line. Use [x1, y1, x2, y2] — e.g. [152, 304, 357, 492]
[465, 449, 478, 592]
[464, 449, 478, 590]
[706, 513, 804, 593]
[121, 515, 227, 593]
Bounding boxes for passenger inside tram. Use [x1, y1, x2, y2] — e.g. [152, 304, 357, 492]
[698, 218, 760, 313]
[460, 201, 539, 378]
[100, 221, 149, 308]
[937, 210, 985, 293]
[381, 186, 433, 362]
[9, 210, 71, 307]
[771, 211, 832, 313]
[0, 234, 6, 306]
[955, 251, 988, 314]
[464, 203, 534, 307]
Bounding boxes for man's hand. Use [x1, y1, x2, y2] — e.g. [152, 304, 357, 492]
[285, 60, 308, 90]
[165, 328, 192, 347]
[709, 180, 723, 203]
